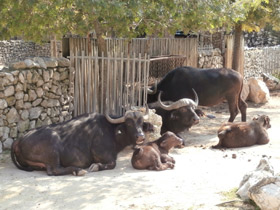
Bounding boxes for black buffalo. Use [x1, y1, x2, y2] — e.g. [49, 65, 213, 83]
[147, 66, 247, 122]
[148, 89, 200, 137]
[11, 109, 151, 176]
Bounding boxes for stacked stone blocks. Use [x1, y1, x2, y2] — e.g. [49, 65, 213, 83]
[0, 57, 74, 152]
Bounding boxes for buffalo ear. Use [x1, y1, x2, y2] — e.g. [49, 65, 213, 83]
[264, 116, 271, 128]
[253, 114, 260, 121]
[115, 125, 125, 136]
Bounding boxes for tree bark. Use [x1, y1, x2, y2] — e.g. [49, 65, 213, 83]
[94, 20, 107, 56]
[93, 20, 108, 113]
[232, 23, 243, 74]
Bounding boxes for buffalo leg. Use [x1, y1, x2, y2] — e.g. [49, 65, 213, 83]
[148, 162, 174, 171]
[160, 154, 175, 164]
[147, 156, 174, 171]
[227, 97, 239, 122]
[212, 139, 223, 149]
[239, 98, 247, 122]
[88, 161, 116, 172]
[46, 165, 87, 176]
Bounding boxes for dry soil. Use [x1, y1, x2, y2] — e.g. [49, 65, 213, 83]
[1, 93, 280, 210]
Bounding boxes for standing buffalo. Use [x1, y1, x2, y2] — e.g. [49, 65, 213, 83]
[148, 89, 200, 137]
[213, 115, 271, 148]
[11, 109, 151, 176]
[147, 66, 247, 122]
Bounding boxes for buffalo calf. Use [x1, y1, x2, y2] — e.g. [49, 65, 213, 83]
[212, 115, 271, 149]
[131, 131, 183, 170]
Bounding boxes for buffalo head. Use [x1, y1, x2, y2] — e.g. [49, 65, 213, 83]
[156, 89, 200, 134]
[105, 106, 150, 145]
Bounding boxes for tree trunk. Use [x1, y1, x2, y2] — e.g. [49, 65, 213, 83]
[93, 20, 108, 113]
[232, 23, 243, 74]
[94, 20, 107, 57]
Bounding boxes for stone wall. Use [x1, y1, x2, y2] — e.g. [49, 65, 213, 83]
[198, 48, 223, 69]
[244, 29, 280, 48]
[0, 57, 74, 153]
[243, 47, 264, 79]
[0, 40, 62, 66]
[244, 46, 280, 79]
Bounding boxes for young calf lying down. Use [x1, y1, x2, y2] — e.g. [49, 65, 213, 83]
[131, 131, 183, 170]
[213, 115, 271, 149]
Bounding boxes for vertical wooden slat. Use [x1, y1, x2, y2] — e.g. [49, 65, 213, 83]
[80, 51, 85, 115]
[138, 53, 141, 106]
[101, 51, 105, 114]
[145, 54, 150, 104]
[74, 47, 78, 117]
[131, 53, 136, 106]
[94, 51, 98, 113]
[87, 54, 90, 113]
[113, 53, 118, 114]
[106, 53, 111, 114]
[119, 52, 124, 115]
[143, 53, 147, 106]
[126, 54, 130, 109]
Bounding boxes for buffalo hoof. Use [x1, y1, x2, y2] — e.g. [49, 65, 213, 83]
[73, 169, 87, 176]
[175, 144, 185, 149]
[168, 162, 175, 169]
[211, 144, 221, 149]
[88, 163, 99, 172]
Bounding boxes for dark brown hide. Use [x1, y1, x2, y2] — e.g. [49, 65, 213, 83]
[131, 131, 183, 170]
[213, 115, 271, 148]
[147, 66, 247, 122]
[11, 111, 151, 176]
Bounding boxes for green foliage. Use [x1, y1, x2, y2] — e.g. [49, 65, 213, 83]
[0, 0, 279, 43]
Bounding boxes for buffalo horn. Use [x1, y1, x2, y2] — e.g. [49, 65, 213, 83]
[105, 113, 125, 124]
[147, 81, 157, 95]
[192, 88, 199, 106]
[157, 91, 198, 111]
[143, 104, 149, 120]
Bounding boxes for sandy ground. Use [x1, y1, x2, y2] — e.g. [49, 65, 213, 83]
[1, 94, 280, 210]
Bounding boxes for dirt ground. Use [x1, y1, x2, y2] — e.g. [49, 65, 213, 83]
[1, 93, 280, 210]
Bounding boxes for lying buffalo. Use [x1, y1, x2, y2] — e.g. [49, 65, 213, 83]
[148, 89, 200, 137]
[213, 115, 271, 148]
[147, 66, 247, 122]
[11, 109, 151, 176]
[131, 131, 183, 170]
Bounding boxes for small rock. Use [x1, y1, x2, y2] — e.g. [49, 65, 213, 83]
[232, 154, 237, 159]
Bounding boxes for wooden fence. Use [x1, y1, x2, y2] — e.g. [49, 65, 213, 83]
[68, 37, 198, 115]
[69, 37, 198, 67]
[262, 46, 280, 76]
[69, 51, 150, 116]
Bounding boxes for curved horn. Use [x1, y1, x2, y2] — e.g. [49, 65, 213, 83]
[158, 91, 197, 111]
[143, 104, 149, 120]
[105, 113, 125, 124]
[158, 91, 177, 111]
[147, 81, 157, 95]
[192, 88, 199, 106]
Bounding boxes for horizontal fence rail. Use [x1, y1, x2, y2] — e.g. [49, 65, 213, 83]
[69, 37, 198, 67]
[69, 52, 150, 116]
